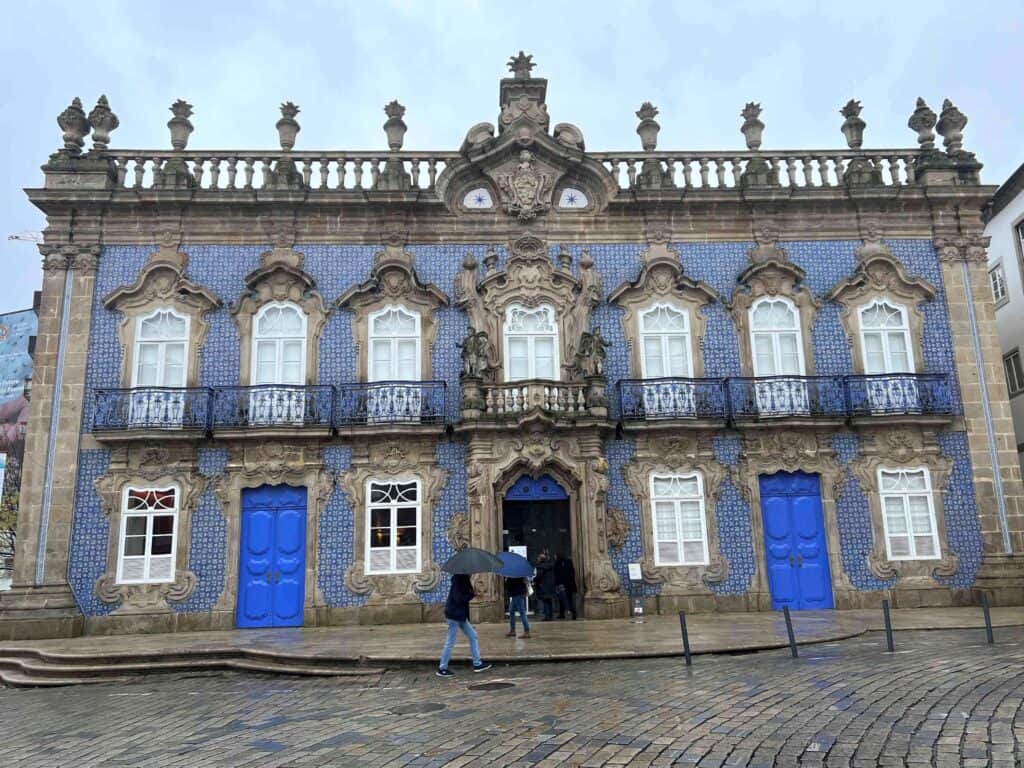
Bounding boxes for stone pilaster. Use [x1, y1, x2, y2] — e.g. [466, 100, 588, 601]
[0, 243, 98, 639]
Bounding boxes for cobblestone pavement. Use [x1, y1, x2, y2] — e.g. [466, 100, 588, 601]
[3, 628, 1024, 767]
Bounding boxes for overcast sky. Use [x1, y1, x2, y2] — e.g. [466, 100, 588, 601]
[1, 0, 1021, 311]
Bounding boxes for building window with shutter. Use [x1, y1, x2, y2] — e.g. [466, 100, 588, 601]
[365, 479, 421, 574]
[990, 264, 1008, 306]
[1004, 349, 1024, 397]
[878, 468, 940, 561]
[648, 472, 710, 566]
[117, 487, 179, 584]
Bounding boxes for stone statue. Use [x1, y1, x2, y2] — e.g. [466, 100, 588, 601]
[576, 326, 610, 377]
[459, 325, 494, 379]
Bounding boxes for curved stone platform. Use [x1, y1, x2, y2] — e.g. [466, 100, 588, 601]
[2, 607, 1022, 687]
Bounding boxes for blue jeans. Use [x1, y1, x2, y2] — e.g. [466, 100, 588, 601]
[439, 619, 481, 670]
[508, 596, 530, 633]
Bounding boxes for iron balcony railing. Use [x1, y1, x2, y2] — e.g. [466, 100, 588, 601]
[846, 374, 955, 418]
[335, 381, 447, 425]
[93, 387, 212, 432]
[93, 381, 448, 432]
[617, 373, 954, 423]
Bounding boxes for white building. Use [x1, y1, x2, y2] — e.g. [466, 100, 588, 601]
[984, 162, 1024, 473]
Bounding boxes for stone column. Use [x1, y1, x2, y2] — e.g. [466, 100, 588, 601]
[936, 235, 1024, 602]
[0, 244, 98, 639]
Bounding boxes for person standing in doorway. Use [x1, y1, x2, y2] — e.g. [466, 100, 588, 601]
[437, 573, 492, 677]
[555, 553, 578, 620]
[505, 576, 531, 638]
[534, 551, 557, 621]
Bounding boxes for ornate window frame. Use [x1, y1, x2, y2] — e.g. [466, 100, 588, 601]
[503, 302, 560, 381]
[648, 471, 710, 566]
[857, 299, 915, 374]
[747, 295, 807, 376]
[250, 301, 309, 384]
[131, 308, 191, 387]
[364, 477, 422, 575]
[877, 466, 941, 561]
[637, 303, 694, 378]
[623, 435, 729, 592]
[103, 237, 220, 388]
[231, 237, 328, 386]
[93, 444, 205, 612]
[116, 484, 181, 585]
[368, 305, 422, 381]
[337, 232, 448, 382]
[827, 230, 935, 375]
[608, 238, 718, 379]
[730, 229, 818, 377]
[848, 428, 957, 583]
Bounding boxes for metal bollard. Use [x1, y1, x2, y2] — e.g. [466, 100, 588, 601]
[981, 593, 995, 645]
[782, 605, 798, 658]
[678, 610, 692, 666]
[881, 598, 894, 652]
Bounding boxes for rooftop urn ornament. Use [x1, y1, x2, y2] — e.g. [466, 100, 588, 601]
[276, 102, 301, 150]
[840, 99, 866, 150]
[167, 100, 194, 151]
[56, 97, 89, 155]
[507, 51, 536, 79]
[740, 102, 764, 150]
[936, 99, 968, 155]
[908, 97, 937, 151]
[87, 95, 119, 151]
[636, 102, 661, 151]
[383, 100, 407, 151]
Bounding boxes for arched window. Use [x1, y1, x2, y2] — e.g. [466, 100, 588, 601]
[252, 303, 307, 386]
[649, 472, 709, 566]
[133, 309, 189, 389]
[859, 300, 913, 374]
[750, 297, 805, 377]
[369, 306, 421, 382]
[504, 304, 559, 381]
[639, 303, 692, 378]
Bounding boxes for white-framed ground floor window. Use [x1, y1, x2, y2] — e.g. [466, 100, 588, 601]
[649, 472, 710, 566]
[878, 467, 940, 560]
[117, 486, 179, 584]
[366, 479, 421, 574]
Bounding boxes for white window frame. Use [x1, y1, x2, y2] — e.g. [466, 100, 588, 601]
[749, 296, 806, 377]
[1004, 349, 1024, 397]
[649, 472, 710, 567]
[990, 263, 1008, 306]
[129, 308, 191, 428]
[368, 305, 421, 382]
[116, 485, 179, 585]
[131, 308, 190, 388]
[639, 302, 693, 379]
[857, 299, 915, 374]
[365, 478, 422, 575]
[251, 301, 308, 385]
[503, 303, 560, 382]
[878, 467, 941, 561]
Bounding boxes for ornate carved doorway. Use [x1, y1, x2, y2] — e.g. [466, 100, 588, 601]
[501, 473, 572, 566]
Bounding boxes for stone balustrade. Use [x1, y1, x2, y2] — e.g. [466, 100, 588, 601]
[481, 380, 589, 419]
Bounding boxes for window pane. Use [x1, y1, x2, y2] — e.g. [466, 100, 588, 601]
[682, 541, 705, 563]
[369, 508, 391, 528]
[888, 333, 910, 371]
[125, 516, 147, 536]
[658, 541, 680, 564]
[396, 507, 417, 527]
[884, 497, 908, 534]
[907, 496, 934, 535]
[396, 526, 417, 547]
[152, 515, 175, 536]
[889, 535, 911, 558]
[508, 338, 529, 380]
[395, 548, 418, 571]
[124, 536, 146, 556]
[369, 527, 391, 548]
[863, 333, 886, 374]
[914, 535, 936, 558]
[667, 335, 689, 377]
[642, 336, 664, 377]
[150, 535, 173, 556]
[534, 338, 555, 379]
[397, 340, 418, 378]
[679, 502, 704, 540]
[753, 334, 775, 375]
[778, 334, 801, 374]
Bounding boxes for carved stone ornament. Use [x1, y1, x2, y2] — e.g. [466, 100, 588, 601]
[850, 427, 957, 584]
[498, 150, 552, 221]
[57, 97, 90, 155]
[456, 232, 602, 381]
[447, 512, 470, 551]
[339, 438, 448, 604]
[934, 234, 990, 264]
[606, 507, 629, 549]
[623, 443, 730, 592]
[92, 445, 206, 612]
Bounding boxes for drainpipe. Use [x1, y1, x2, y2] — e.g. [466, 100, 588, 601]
[961, 260, 1012, 554]
[36, 260, 74, 584]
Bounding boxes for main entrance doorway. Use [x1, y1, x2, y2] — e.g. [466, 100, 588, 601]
[237, 484, 308, 628]
[759, 471, 833, 610]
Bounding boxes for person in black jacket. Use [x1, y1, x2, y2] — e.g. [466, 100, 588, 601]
[505, 576, 531, 638]
[554, 553, 578, 620]
[437, 573, 491, 677]
[533, 552, 557, 621]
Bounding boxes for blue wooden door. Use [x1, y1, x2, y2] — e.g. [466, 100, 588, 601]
[759, 471, 833, 610]
[237, 484, 307, 628]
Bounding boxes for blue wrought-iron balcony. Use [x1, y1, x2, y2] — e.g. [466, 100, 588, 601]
[845, 373, 954, 419]
[727, 376, 848, 422]
[93, 387, 212, 434]
[210, 385, 335, 431]
[335, 381, 447, 427]
[617, 378, 730, 422]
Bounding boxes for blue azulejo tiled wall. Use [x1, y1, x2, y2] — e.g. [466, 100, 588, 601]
[173, 446, 229, 613]
[936, 431, 983, 588]
[68, 449, 116, 616]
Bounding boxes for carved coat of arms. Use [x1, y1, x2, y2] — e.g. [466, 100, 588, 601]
[498, 150, 551, 221]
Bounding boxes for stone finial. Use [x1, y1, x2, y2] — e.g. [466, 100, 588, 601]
[636, 102, 661, 152]
[507, 51, 536, 79]
[936, 99, 967, 155]
[908, 97, 937, 150]
[57, 97, 89, 154]
[383, 100, 407, 151]
[557, 244, 572, 270]
[87, 95, 119, 151]
[167, 100, 194, 151]
[840, 99, 865, 150]
[276, 102, 301, 151]
[740, 102, 764, 150]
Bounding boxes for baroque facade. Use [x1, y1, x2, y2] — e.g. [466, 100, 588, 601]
[2, 56, 1024, 638]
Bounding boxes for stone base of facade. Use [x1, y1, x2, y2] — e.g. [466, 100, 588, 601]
[973, 554, 1024, 606]
[0, 583, 85, 640]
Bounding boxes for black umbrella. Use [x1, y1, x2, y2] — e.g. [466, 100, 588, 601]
[441, 547, 504, 575]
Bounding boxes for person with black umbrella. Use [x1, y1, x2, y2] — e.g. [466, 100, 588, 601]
[437, 547, 500, 678]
